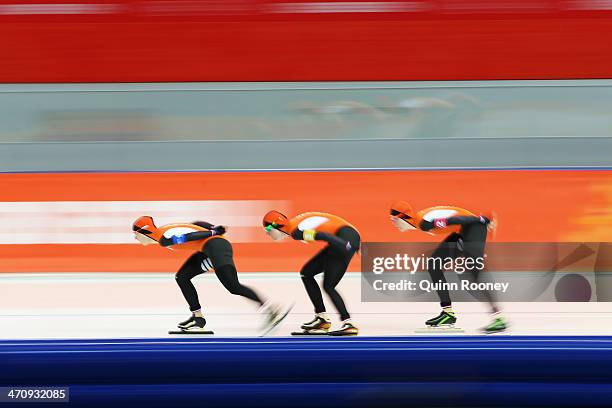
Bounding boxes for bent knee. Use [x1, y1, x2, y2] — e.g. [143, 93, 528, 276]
[322, 283, 338, 294]
[300, 273, 316, 281]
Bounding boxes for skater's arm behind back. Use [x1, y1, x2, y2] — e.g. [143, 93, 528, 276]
[159, 230, 217, 247]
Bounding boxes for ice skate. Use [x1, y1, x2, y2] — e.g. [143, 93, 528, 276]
[426, 310, 457, 327]
[177, 314, 199, 329]
[291, 315, 331, 335]
[169, 315, 214, 335]
[328, 321, 359, 336]
[260, 303, 293, 336]
[482, 316, 508, 334]
[414, 310, 464, 333]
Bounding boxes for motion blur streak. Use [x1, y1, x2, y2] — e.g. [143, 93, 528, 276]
[1, 0, 612, 81]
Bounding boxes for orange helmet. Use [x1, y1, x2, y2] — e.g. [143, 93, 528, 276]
[263, 210, 288, 231]
[132, 215, 156, 235]
[390, 201, 413, 221]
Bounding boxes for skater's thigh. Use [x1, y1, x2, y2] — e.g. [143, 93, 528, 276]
[321, 227, 359, 287]
[432, 233, 461, 259]
[301, 247, 329, 278]
[322, 265, 348, 290]
[322, 251, 349, 289]
[177, 252, 207, 280]
[459, 224, 487, 258]
[203, 238, 235, 269]
[214, 264, 240, 288]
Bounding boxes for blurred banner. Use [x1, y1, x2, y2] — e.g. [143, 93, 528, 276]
[1, 0, 612, 81]
[1, 81, 612, 143]
[0, 170, 610, 272]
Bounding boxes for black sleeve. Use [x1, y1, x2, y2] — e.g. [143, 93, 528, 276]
[291, 229, 304, 241]
[159, 230, 216, 247]
[447, 216, 489, 226]
[290, 229, 351, 253]
[420, 216, 488, 232]
[420, 219, 434, 231]
[192, 221, 214, 230]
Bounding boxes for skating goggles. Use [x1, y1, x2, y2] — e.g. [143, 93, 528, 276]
[264, 223, 279, 232]
[390, 209, 412, 220]
[132, 225, 153, 235]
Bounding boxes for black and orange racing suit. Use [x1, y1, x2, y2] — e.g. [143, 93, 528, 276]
[151, 220, 264, 312]
[280, 212, 361, 321]
[410, 206, 498, 312]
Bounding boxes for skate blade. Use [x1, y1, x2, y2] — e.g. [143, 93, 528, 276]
[168, 330, 214, 335]
[300, 324, 331, 330]
[482, 328, 508, 334]
[328, 330, 358, 337]
[291, 330, 329, 336]
[260, 304, 294, 337]
[415, 326, 464, 334]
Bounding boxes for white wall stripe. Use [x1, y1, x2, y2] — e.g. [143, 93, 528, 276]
[0, 200, 287, 244]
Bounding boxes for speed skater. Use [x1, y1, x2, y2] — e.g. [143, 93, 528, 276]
[263, 210, 360, 336]
[133, 216, 290, 334]
[390, 202, 507, 333]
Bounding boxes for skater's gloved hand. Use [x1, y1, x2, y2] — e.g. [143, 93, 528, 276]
[481, 214, 497, 232]
[171, 234, 187, 245]
[302, 229, 317, 242]
[211, 225, 227, 235]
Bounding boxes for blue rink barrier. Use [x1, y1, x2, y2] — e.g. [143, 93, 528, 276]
[2, 336, 612, 407]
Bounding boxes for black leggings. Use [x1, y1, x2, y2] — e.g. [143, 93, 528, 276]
[175, 238, 264, 312]
[300, 226, 360, 321]
[428, 224, 498, 313]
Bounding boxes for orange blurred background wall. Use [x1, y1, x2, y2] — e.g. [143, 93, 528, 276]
[1, 170, 611, 273]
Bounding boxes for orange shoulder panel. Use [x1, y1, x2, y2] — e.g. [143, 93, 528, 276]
[286, 212, 357, 237]
[413, 206, 476, 235]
